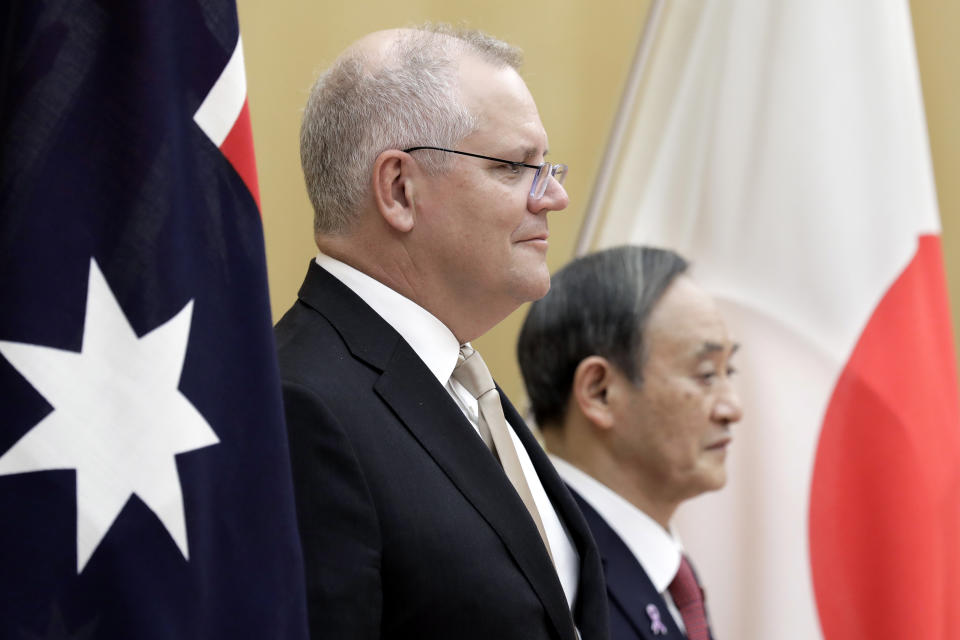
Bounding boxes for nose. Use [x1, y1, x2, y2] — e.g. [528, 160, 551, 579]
[711, 386, 743, 426]
[529, 175, 569, 214]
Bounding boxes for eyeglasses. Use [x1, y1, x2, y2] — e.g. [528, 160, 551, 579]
[403, 146, 568, 199]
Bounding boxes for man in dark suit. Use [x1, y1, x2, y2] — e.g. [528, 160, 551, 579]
[275, 25, 608, 640]
[517, 246, 743, 640]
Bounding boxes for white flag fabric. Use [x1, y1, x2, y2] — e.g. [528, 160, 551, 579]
[587, 1, 960, 637]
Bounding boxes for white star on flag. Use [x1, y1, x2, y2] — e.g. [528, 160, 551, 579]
[0, 258, 219, 573]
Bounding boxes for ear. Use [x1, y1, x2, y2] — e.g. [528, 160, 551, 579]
[371, 149, 416, 233]
[571, 356, 617, 431]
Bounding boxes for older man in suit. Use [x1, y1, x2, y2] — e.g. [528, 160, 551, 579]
[517, 246, 743, 640]
[275, 25, 608, 640]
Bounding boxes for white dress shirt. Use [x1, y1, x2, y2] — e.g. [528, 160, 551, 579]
[315, 253, 580, 610]
[550, 455, 687, 632]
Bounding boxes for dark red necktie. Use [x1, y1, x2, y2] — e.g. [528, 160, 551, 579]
[667, 555, 711, 640]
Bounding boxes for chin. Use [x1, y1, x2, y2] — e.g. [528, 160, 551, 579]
[704, 467, 728, 491]
[688, 461, 727, 494]
[513, 263, 551, 302]
[518, 276, 550, 303]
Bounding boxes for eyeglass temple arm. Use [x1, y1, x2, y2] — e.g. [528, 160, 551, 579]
[403, 146, 542, 170]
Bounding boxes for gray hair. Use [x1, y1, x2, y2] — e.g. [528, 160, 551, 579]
[517, 245, 689, 428]
[300, 25, 523, 235]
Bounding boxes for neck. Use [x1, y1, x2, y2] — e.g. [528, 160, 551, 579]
[545, 418, 679, 531]
[317, 235, 507, 343]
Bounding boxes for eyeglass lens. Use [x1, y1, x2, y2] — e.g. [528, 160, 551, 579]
[530, 164, 568, 199]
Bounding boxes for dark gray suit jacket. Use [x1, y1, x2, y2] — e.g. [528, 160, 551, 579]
[275, 261, 609, 640]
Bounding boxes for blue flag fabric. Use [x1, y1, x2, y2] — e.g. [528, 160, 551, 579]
[0, 1, 309, 638]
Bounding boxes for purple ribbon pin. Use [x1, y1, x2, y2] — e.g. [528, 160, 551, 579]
[646, 603, 668, 635]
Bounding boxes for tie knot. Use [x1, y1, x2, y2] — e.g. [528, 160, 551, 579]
[457, 344, 474, 364]
[452, 347, 496, 399]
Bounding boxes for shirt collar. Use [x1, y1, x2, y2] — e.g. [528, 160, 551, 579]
[550, 455, 683, 593]
[315, 253, 461, 385]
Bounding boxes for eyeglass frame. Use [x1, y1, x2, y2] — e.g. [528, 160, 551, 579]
[402, 146, 568, 199]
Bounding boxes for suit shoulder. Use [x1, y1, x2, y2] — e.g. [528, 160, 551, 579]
[275, 300, 353, 378]
[275, 298, 337, 350]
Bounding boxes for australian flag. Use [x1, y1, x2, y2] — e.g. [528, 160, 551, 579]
[0, 1, 309, 638]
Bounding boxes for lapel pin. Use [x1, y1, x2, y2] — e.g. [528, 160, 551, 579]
[646, 603, 668, 635]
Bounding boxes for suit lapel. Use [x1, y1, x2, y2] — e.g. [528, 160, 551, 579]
[501, 398, 609, 640]
[376, 346, 576, 640]
[570, 490, 685, 640]
[297, 262, 576, 640]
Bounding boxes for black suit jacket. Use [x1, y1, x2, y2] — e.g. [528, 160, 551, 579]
[275, 261, 609, 640]
[571, 489, 714, 640]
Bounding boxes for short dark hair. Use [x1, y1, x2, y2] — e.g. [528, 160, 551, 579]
[517, 245, 689, 428]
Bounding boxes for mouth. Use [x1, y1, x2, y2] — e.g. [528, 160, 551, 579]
[705, 437, 732, 451]
[517, 231, 549, 246]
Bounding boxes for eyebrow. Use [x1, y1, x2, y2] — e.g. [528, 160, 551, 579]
[515, 146, 546, 163]
[696, 341, 739, 357]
